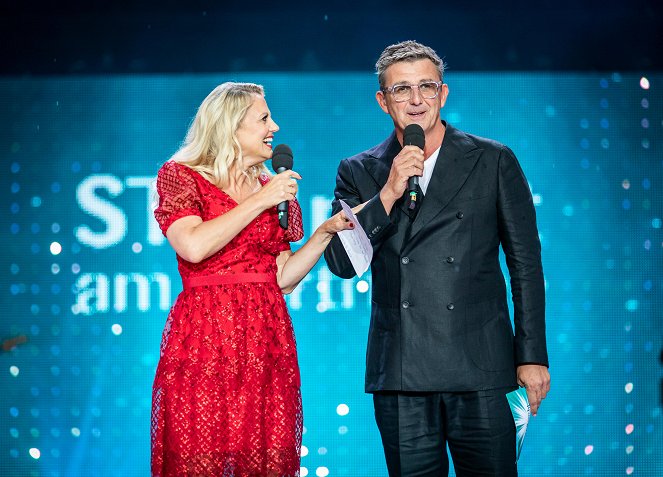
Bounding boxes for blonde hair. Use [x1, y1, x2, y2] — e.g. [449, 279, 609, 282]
[171, 82, 268, 187]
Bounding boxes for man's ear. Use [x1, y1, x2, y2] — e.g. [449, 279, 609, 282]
[376, 90, 389, 114]
[439, 83, 450, 108]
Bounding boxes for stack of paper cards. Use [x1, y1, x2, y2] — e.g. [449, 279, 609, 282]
[337, 200, 373, 277]
[506, 387, 531, 462]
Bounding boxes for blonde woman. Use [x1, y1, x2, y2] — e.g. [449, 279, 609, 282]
[151, 82, 352, 476]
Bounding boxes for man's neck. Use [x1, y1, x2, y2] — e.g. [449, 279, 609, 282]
[396, 120, 446, 160]
[423, 121, 446, 159]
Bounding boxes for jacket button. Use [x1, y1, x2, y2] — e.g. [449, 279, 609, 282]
[447, 303, 455, 310]
[401, 256, 410, 264]
[456, 211, 464, 219]
[446, 256, 454, 263]
[402, 301, 410, 309]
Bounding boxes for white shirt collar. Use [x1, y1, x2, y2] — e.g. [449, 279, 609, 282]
[419, 145, 441, 195]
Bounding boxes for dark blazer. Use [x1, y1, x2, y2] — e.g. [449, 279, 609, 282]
[324, 122, 548, 392]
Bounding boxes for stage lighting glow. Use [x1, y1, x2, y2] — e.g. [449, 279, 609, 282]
[336, 404, 349, 416]
[50, 242, 62, 255]
[356, 280, 369, 293]
[1, 72, 661, 476]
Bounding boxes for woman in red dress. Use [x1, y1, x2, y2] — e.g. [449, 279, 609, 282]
[151, 82, 353, 477]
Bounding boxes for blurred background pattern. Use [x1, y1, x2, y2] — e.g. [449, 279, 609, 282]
[1, 1, 662, 476]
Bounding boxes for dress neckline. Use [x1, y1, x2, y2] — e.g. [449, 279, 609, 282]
[173, 161, 268, 206]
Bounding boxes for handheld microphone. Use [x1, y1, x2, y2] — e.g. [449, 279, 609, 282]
[403, 124, 425, 209]
[271, 144, 294, 229]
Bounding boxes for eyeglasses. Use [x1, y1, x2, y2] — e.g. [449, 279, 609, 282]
[383, 81, 444, 102]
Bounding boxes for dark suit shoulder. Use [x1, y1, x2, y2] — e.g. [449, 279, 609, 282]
[344, 131, 398, 165]
[451, 126, 508, 154]
[466, 132, 505, 151]
[344, 148, 374, 166]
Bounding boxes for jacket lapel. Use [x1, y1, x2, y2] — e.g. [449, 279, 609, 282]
[364, 132, 412, 211]
[407, 124, 482, 241]
[365, 131, 419, 217]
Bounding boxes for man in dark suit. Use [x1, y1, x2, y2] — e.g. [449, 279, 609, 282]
[324, 40, 550, 476]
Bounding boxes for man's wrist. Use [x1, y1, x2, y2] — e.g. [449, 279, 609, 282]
[379, 188, 398, 215]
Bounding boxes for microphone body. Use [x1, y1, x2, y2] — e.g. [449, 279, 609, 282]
[403, 124, 426, 208]
[271, 144, 294, 229]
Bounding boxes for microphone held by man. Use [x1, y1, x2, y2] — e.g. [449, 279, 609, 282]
[403, 123, 425, 209]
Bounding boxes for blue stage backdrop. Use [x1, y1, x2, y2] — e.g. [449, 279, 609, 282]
[1, 73, 661, 476]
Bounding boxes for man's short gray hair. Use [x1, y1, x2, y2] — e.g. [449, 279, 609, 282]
[375, 40, 446, 90]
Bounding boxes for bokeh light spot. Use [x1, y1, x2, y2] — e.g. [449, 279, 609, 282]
[50, 242, 62, 255]
[356, 280, 369, 293]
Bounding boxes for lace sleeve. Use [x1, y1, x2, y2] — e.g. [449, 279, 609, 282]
[154, 161, 203, 236]
[284, 198, 304, 243]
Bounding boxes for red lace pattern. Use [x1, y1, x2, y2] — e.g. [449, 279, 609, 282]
[151, 161, 304, 476]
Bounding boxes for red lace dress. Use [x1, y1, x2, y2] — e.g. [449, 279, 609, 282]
[151, 161, 304, 477]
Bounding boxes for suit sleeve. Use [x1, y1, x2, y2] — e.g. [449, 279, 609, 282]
[497, 146, 549, 367]
[324, 158, 393, 279]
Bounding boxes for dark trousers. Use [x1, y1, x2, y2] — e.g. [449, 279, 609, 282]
[373, 389, 517, 477]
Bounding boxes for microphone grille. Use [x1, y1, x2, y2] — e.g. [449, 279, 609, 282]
[403, 124, 425, 149]
[271, 144, 293, 170]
